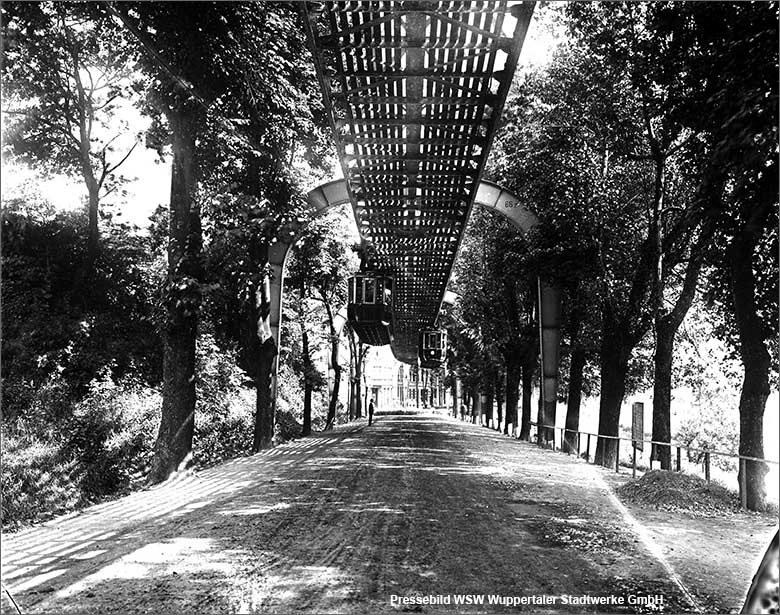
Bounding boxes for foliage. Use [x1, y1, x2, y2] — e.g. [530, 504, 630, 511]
[192, 334, 255, 467]
[273, 409, 303, 445]
[487, 34, 656, 421]
[280, 209, 358, 430]
[66, 370, 160, 497]
[1, 333, 256, 530]
[1, 194, 163, 420]
[1, 3, 135, 171]
[676, 405, 739, 472]
[1, 370, 159, 530]
[673, 301, 743, 393]
[175, 3, 334, 422]
[1, 432, 81, 531]
[490, 4, 777, 483]
[131, 0, 332, 259]
[448, 209, 536, 393]
[287, 209, 358, 313]
[2, 2, 142, 256]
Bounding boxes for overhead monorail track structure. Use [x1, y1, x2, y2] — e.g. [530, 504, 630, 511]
[303, 0, 534, 364]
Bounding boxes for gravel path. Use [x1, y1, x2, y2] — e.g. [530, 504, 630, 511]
[1, 411, 766, 613]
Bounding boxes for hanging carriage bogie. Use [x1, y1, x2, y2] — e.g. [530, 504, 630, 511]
[418, 327, 447, 368]
[347, 272, 394, 345]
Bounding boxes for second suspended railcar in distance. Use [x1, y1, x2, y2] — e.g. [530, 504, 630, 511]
[418, 328, 447, 368]
[347, 273, 394, 345]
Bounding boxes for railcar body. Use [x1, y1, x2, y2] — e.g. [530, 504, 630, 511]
[347, 273, 394, 345]
[418, 328, 447, 368]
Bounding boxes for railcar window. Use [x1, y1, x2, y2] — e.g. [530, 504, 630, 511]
[355, 277, 363, 303]
[364, 278, 375, 304]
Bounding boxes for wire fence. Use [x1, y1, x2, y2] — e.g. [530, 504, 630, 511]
[528, 421, 780, 508]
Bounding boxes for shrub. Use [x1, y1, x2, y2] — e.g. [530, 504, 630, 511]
[24, 370, 76, 429]
[66, 370, 160, 499]
[194, 387, 255, 466]
[273, 408, 303, 445]
[1, 431, 80, 530]
[192, 335, 255, 466]
[2, 336, 262, 529]
[676, 404, 739, 472]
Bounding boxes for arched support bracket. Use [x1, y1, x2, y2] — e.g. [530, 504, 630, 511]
[264, 178, 561, 445]
[266, 180, 352, 399]
[473, 181, 541, 234]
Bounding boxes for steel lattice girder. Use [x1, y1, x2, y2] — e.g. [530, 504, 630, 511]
[303, 0, 534, 364]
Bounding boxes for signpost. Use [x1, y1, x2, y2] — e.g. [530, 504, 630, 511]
[632, 402, 644, 478]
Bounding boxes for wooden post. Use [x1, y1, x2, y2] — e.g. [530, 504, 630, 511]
[577, 431, 581, 457]
[676, 447, 681, 472]
[551, 427, 556, 451]
[739, 458, 747, 509]
[632, 444, 637, 478]
[586, 433, 591, 462]
[615, 439, 620, 473]
[704, 452, 711, 482]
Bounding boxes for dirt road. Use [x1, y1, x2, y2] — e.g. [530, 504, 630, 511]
[2, 411, 772, 613]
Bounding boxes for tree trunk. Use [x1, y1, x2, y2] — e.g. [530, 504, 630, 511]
[563, 344, 586, 455]
[70, 34, 101, 276]
[651, 320, 674, 469]
[354, 344, 364, 418]
[594, 329, 630, 468]
[302, 326, 312, 436]
[562, 299, 585, 454]
[241, 241, 278, 452]
[324, 302, 341, 430]
[651, 221, 708, 470]
[484, 388, 494, 428]
[348, 375, 354, 420]
[504, 357, 521, 436]
[353, 378, 361, 418]
[84, 185, 100, 272]
[326, 364, 341, 429]
[452, 380, 459, 418]
[519, 360, 534, 441]
[347, 327, 358, 419]
[730, 225, 771, 511]
[150, 108, 201, 483]
[253, 339, 276, 451]
[87, 186, 100, 262]
[495, 374, 504, 432]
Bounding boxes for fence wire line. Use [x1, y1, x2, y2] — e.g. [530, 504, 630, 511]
[529, 422, 779, 466]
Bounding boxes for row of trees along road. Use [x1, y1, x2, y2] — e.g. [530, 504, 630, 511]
[1, 2, 776, 511]
[2, 2, 340, 484]
[449, 2, 777, 511]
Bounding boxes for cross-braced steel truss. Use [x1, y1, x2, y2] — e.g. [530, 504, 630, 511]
[303, 0, 534, 364]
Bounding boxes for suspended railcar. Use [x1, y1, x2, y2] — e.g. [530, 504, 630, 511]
[418, 328, 447, 369]
[347, 273, 394, 345]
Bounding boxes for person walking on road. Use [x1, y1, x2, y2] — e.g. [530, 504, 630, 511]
[368, 398, 375, 426]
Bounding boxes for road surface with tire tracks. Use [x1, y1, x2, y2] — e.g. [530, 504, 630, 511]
[1, 410, 760, 613]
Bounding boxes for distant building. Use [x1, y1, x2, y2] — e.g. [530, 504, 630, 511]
[363, 347, 449, 410]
